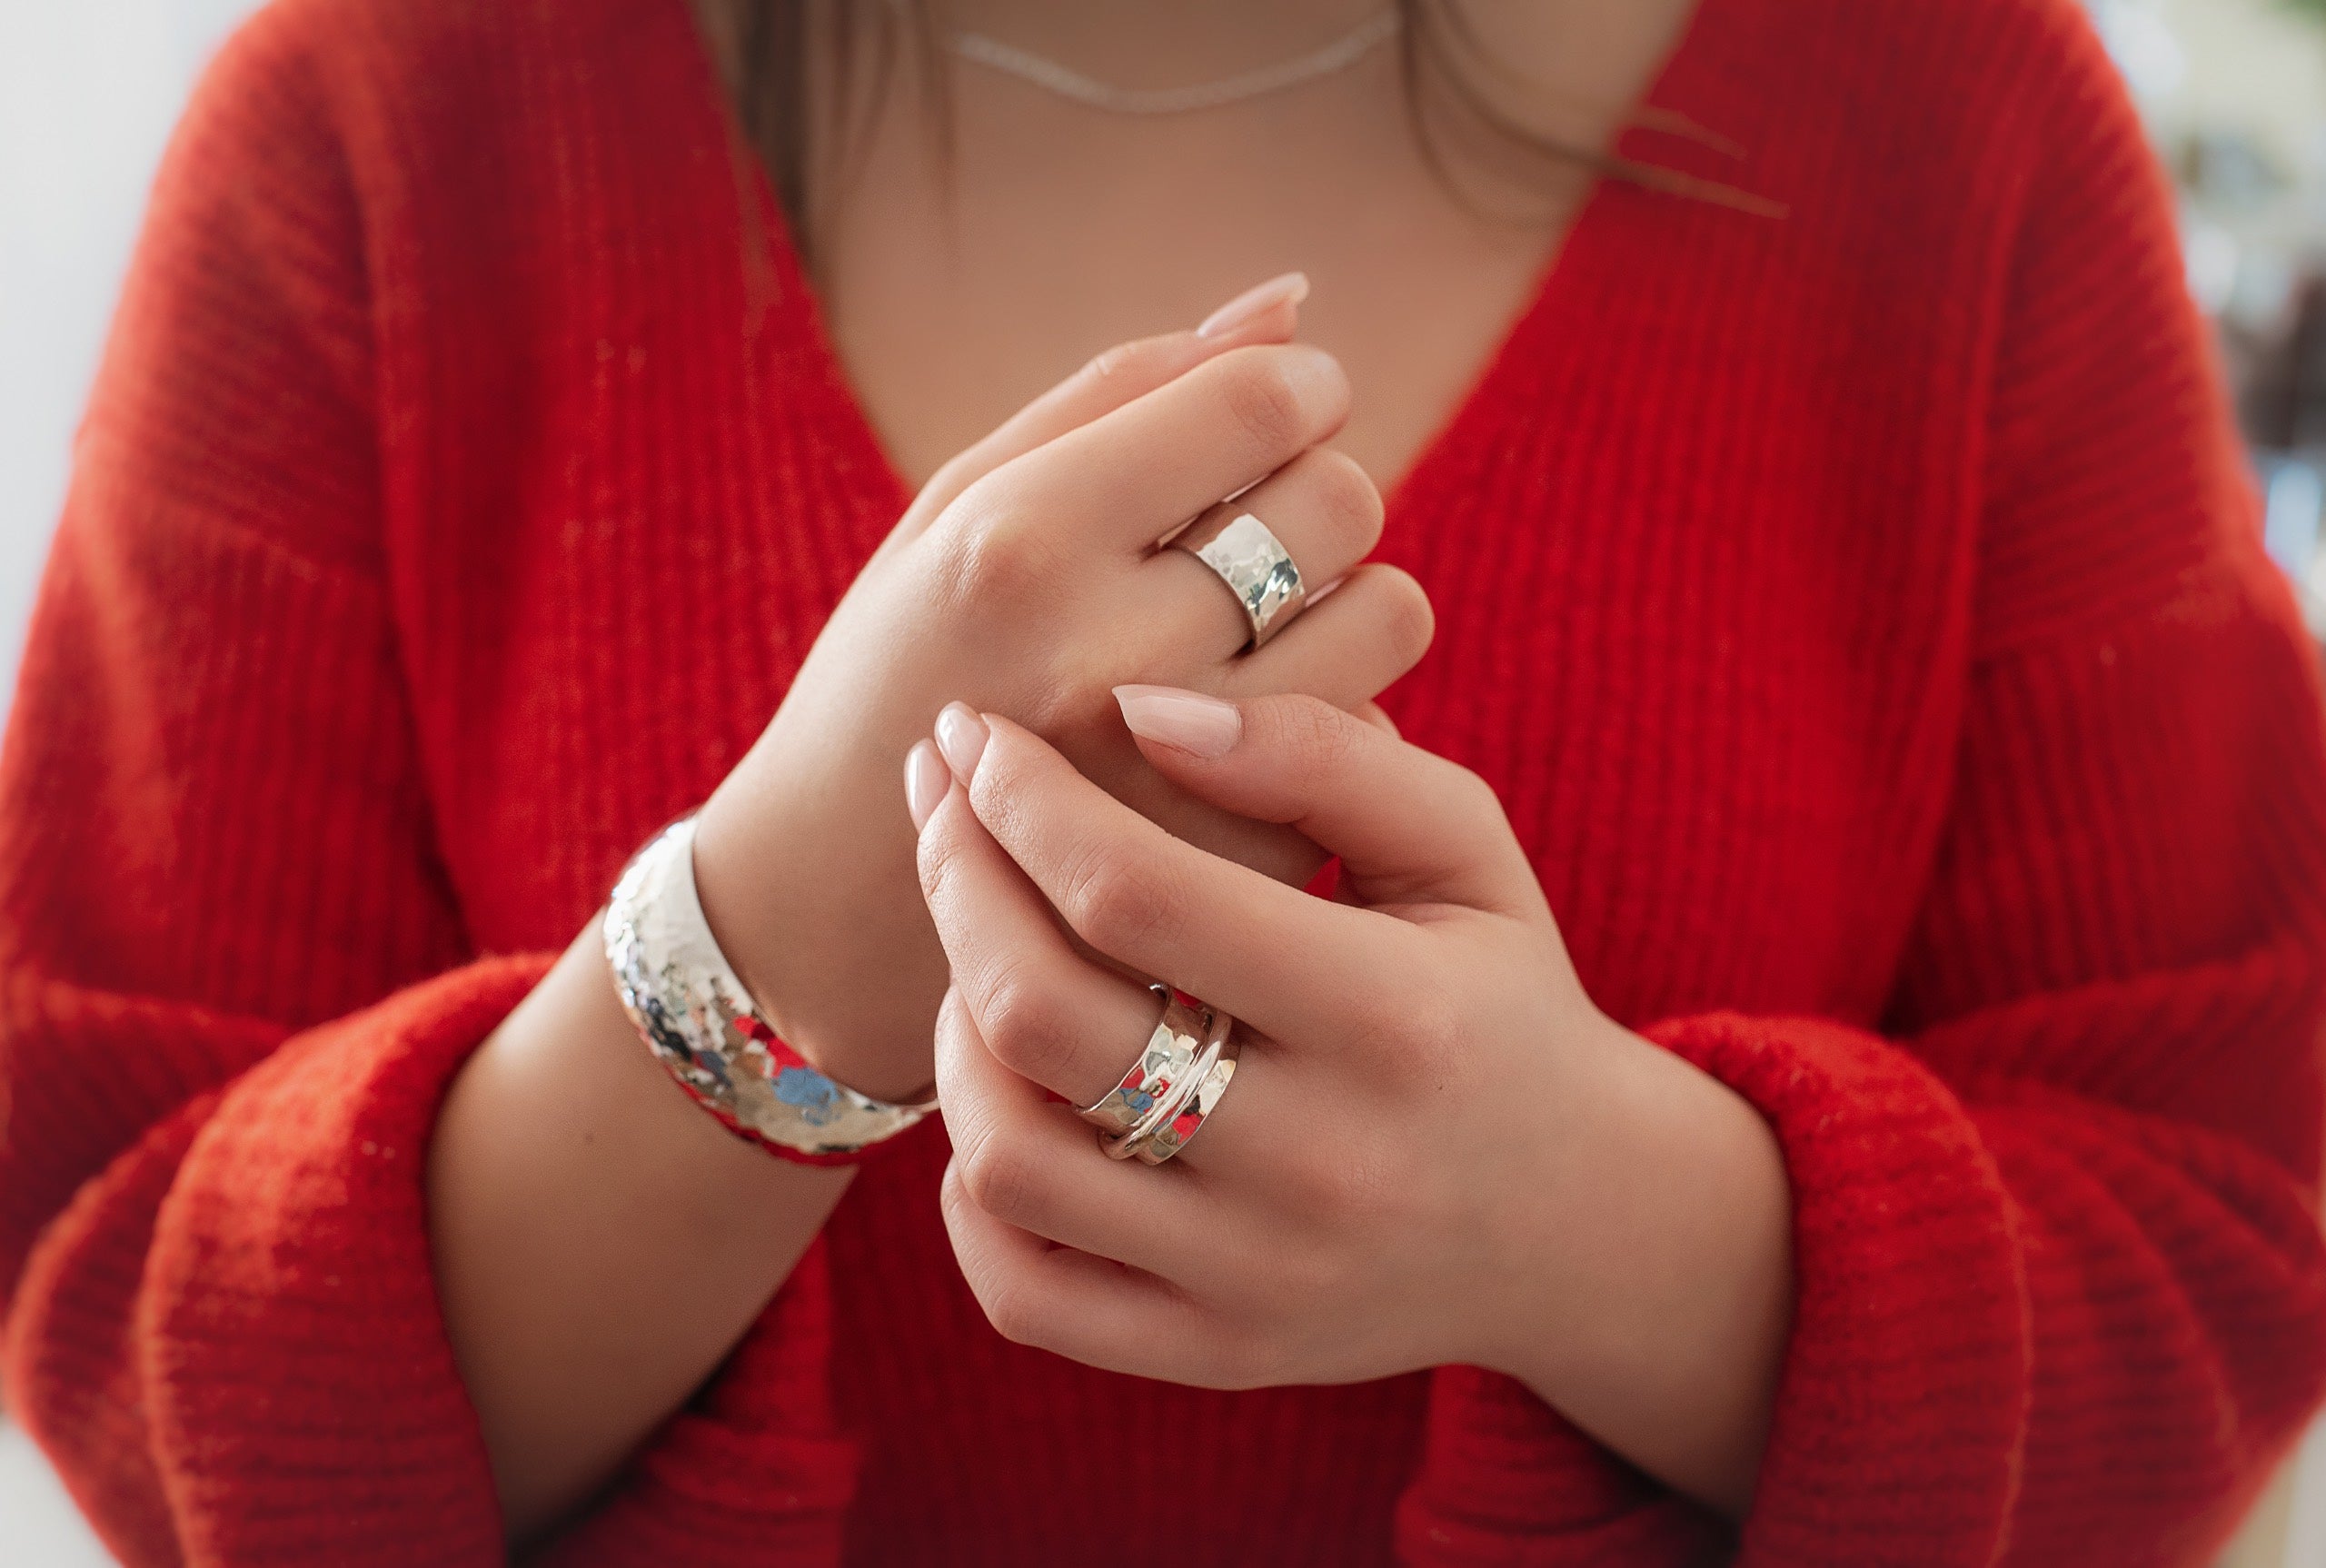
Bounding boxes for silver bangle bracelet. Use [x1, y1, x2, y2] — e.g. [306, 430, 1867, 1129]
[602, 812, 936, 1163]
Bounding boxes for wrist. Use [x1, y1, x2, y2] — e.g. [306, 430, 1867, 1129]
[603, 813, 936, 1168]
[1472, 1007, 1794, 1514]
[676, 783, 943, 1107]
[1466, 1007, 1663, 1381]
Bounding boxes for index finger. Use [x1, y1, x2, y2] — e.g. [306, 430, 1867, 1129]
[892, 278, 1307, 541]
[1113, 689, 1546, 918]
[959, 342, 1352, 560]
[957, 712, 1407, 1045]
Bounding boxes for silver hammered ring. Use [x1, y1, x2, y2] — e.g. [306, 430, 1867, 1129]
[1174, 510, 1305, 647]
[1103, 1002, 1239, 1167]
[1078, 984, 1208, 1138]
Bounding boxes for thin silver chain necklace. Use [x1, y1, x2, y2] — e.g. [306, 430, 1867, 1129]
[949, 10, 1403, 115]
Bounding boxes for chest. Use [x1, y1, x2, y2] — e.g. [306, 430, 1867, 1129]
[812, 100, 1572, 494]
[803, 1, 1683, 493]
[381, 20, 1991, 1037]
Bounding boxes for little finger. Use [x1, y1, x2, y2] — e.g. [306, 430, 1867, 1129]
[892, 274, 1308, 541]
[1221, 563, 1436, 712]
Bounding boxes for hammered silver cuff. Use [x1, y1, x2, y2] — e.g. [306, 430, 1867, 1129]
[602, 813, 935, 1162]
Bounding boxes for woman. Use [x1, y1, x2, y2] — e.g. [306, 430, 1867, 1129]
[4, 0, 2323, 1561]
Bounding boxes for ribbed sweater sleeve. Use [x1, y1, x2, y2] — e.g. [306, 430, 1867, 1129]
[1397, 12, 2326, 1564]
[0, 15, 546, 1563]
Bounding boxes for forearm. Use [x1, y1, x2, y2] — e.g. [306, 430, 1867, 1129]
[426, 920, 851, 1542]
[1487, 1013, 1795, 1518]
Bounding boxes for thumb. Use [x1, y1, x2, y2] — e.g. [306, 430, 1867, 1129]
[891, 273, 1309, 541]
[1110, 685, 1543, 918]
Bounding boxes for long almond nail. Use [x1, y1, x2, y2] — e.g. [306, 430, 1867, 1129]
[1196, 272, 1309, 339]
[934, 702, 989, 780]
[905, 739, 949, 831]
[1114, 684, 1242, 759]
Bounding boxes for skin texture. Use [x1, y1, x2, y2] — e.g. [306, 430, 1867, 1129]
[911, 693, 1793, 1514]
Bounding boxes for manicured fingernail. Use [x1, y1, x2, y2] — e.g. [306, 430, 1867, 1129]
[1113, 684, 1241, 759]
[905, 739, 949, 831]
[934, 702, 989, 780]
[1196, 271, 1308, 338]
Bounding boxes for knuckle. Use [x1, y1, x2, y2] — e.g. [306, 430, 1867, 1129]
[1259, 1236, 1346, 1310]
[935, 480, 1058, 609]
[1014, 670, 1099, 739]
[1061, 845, 1183, 957]
[955, 1126, 1046, 1226]
[1447, 761, 1506, 824]
[1219, 356, 1309, 453]
[1328, 1138, 1415, 1234]
[1302, 449, 1385, 550]
[1376, 570, 1437, 667]
[978, 957, 1080, 1085]
[1277, 1130, 1392, 1235]
[979, 1280, 1051, 1349]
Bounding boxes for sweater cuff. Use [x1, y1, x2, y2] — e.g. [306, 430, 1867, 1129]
[1647, 1012, 2030, 1566]
[139, 955, 553, 1567]
[1395, 1364, 1730, 1564]
[532, 1235, 860, 1566]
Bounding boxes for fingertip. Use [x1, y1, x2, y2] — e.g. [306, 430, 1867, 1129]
[1195, 271, 1309, 339]
[906, 739, 949, 832]
[935, 701, 990, 781]
[1113, 683, 1243, 760]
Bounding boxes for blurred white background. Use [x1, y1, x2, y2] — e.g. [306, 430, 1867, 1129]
[2, 1, 2325, 1563]
[2, 3, 263, 1561]
[0, 0, 259, 718]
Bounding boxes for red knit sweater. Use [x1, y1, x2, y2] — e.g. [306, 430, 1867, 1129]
[6, 0, 2326, 1562]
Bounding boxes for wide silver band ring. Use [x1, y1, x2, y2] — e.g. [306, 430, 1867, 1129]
[1172, 510, 1305, 648]
[1102, 1002, 1239, 1166]
[1079, 984, 1208, 1137]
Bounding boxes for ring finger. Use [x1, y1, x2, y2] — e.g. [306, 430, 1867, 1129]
[916, 767, 1271, 1179]
[1149, 446, 1384, 664]
[1225, 561, 1436, 713]
[937, 985, 1228, 1279]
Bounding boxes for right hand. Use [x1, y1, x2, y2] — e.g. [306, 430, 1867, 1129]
[691, 282, 1436, 1100]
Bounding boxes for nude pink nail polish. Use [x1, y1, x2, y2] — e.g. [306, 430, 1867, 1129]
[1114, 684, 1242, 758]
[934, 702, 989, 780]
[1196, 272, 1309, 339]
[905, 739, 949, 830]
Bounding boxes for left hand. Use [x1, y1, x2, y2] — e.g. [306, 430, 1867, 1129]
[908, 685, 1794, 1513]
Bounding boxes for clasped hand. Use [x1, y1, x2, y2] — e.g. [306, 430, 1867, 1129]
[911, 680, 1620, 1382]
[907, 684, 1793, 1516]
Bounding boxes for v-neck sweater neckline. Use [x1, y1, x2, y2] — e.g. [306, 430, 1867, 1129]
[6, 0, 2326, 1565]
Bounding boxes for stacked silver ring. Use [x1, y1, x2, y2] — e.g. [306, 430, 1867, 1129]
[1078, 984, 1242, 1166]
